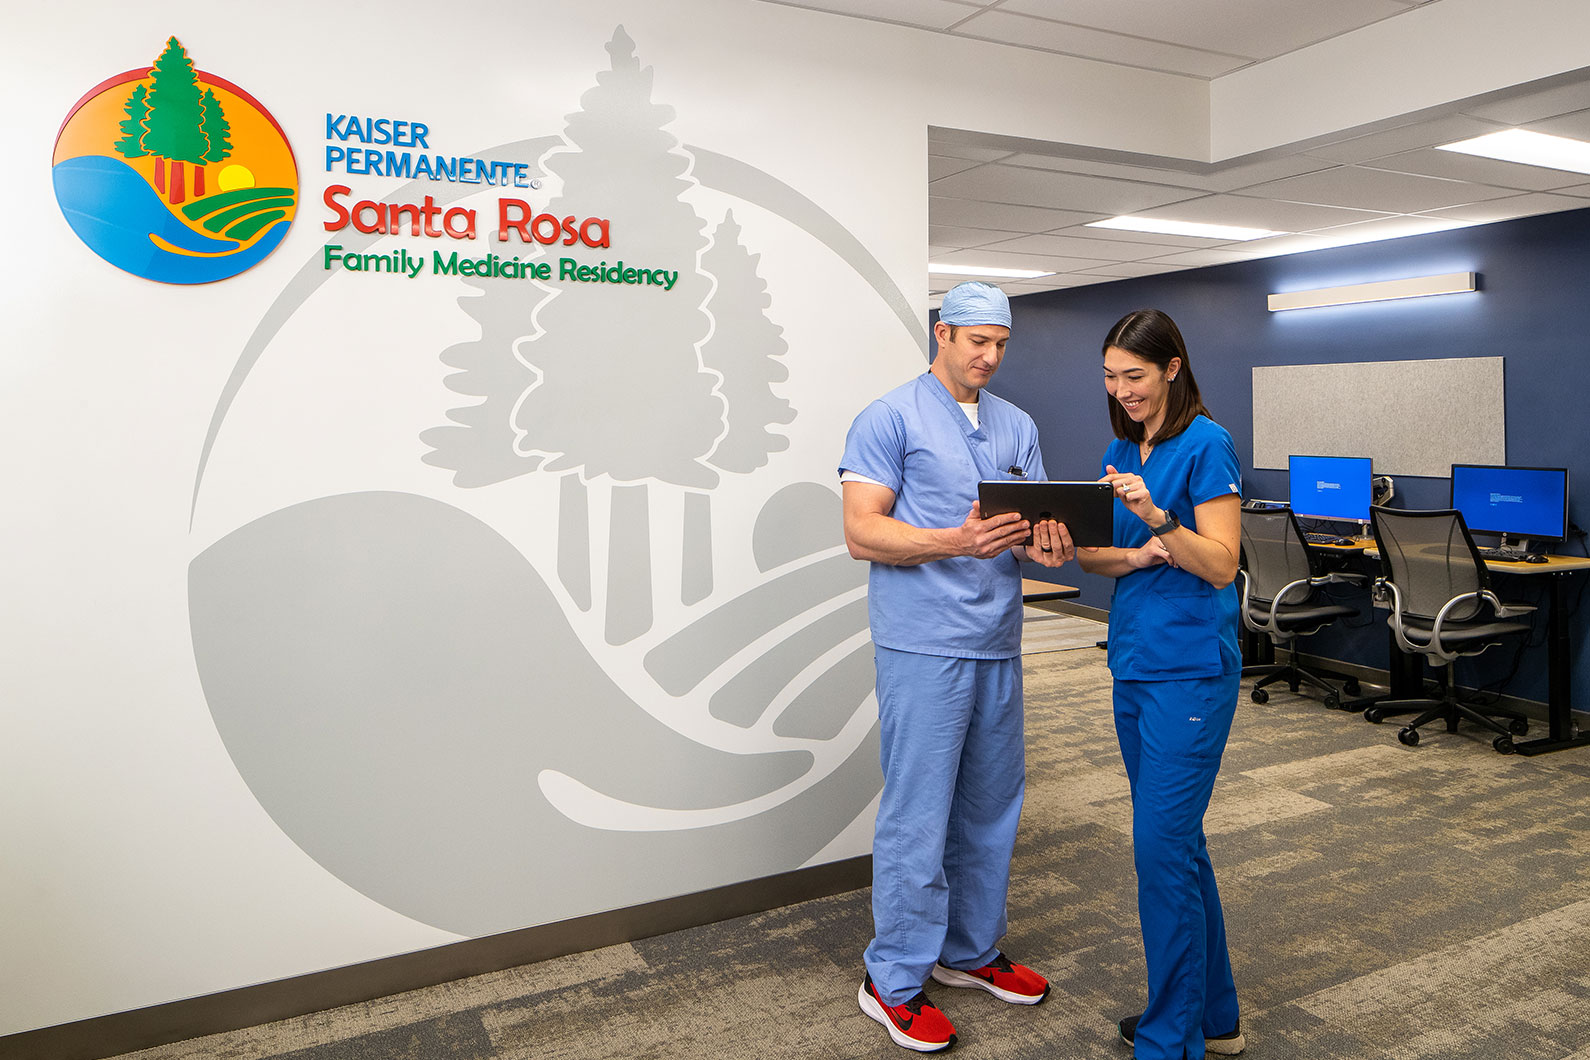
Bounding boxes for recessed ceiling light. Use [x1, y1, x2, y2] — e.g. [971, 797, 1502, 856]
[1085, 216, 1285, 241]
[927, 263, 1053, 279]
[1436, 128, 1590, 174]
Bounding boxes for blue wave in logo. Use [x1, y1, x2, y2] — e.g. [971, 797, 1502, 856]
[53, 155, 289, 284]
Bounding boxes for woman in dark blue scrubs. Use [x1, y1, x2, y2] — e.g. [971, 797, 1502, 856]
[1077, 309, 1247, 1059]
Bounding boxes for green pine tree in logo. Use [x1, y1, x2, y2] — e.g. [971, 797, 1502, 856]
[200, 87, 233, 168]
[113, 84, 150, 159]
[115, 36, 227, 203]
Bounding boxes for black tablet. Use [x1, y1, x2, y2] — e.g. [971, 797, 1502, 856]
[978, 480, 1115, 548]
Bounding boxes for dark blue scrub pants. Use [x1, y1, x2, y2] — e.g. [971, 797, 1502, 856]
[1113, 673, 1241, 1060]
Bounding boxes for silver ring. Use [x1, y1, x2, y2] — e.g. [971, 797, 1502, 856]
[1041, 546, 1053, 552]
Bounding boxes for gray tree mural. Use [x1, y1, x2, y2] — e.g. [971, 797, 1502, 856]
[194, 25, 886, 939]
[701, 209, 794, 475]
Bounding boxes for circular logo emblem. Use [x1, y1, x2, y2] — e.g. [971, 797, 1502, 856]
[53, 36, 297, 285]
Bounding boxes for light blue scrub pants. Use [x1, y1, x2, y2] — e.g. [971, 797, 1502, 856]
[1114, 673, 1241, 1060]
[865, 646, 1026, 1005]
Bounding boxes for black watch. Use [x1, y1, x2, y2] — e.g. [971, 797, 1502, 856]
[1149, 510, 1180, 537]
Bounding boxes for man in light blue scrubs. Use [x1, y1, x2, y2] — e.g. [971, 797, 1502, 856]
[840, 281, 1073, 1053]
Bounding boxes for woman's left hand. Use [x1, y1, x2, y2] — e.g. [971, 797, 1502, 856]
[1102, 465, 1165, 527]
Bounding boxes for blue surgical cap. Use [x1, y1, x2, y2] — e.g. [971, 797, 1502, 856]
[939, 281, 1011, 328]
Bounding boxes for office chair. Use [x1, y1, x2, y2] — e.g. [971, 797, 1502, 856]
[1365, 506, 1534, 753]
[1238, 505, 1365, 710]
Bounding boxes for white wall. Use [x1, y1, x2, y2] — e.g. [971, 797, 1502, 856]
[0, 0, 1205, 1037]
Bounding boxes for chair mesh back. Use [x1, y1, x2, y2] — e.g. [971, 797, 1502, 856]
[1240, 507, 1315, 606]
[1370, 508, 1485, 622]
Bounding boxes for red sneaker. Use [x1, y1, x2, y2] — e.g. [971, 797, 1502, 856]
[858, 974, 958, 1052]
[931, 952, 1050, 1005]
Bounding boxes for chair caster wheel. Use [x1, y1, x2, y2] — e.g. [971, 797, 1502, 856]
[1365, 708, 1384, 724]
[1251, 688, 1269, 704]
[1344, 679, 1361, 696]
[1398, 727, 1420, 747]
[1494, 734, 1516, 754]
[1509, 718, 1529, 736]
[1323, 692, 1341, 711]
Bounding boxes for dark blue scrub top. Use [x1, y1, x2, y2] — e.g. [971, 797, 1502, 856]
[1102, 415, 1242, 681]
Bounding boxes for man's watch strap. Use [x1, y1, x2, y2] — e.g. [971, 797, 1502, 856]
[1149, 510, 1180, 537]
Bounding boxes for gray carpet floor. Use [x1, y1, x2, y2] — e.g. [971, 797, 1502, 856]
[110, 621, 1590, 1059]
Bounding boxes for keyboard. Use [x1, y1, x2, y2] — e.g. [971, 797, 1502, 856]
[1476, 546, 1545, 563]
[1303, 532, 1354, 546]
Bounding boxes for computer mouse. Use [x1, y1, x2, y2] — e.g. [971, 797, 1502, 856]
[1525, 553, 1548, 563]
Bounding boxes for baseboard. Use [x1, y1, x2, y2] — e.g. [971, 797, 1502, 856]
[0, 855, 872, 1060]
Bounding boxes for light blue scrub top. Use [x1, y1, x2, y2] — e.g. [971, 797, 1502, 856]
[1103, 415, 1243, 680]
[841, 372, 1047, 659]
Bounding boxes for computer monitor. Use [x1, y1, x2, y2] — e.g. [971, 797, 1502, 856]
[1288, 454, 1372, 523]
[1449, 464, 1569, 544]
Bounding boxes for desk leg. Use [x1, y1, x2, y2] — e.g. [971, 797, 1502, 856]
[1512, 572, 1589, 755]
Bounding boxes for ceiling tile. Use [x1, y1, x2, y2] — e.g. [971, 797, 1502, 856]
[932, 248, 1131, 273]
[1004, 276, 1116, 294]
[931, 163, 1202, 213]
[930, 196, 1106, 231]
[1281, 214, 1476, 247]
[927, 138, 1016, 162]
[1524, 108, 1590, 143]
[758, 0, 986, 31]
[1300, 115, 1504, 165]
[928, 224, 1027, 248]
[1417, 193, 1590, 224]
[1142, 248, 1260, 267]
[1240, 166, 1514, 213]
[1362, 148, 1589, 192]
[952, 9, 1249, 77]
[1082, 261, 1196, 278]
[1047, 224, 1235, 249]
[1134, 193, 1387, 231]
[999, 153, 1213, 189]
[929, 155, 985, 181]
[1462, 81, 1590, 126]
[997, 0, 1408, 63]
[1193, 155, 1344, 193]
[978, 232, 1193, 261]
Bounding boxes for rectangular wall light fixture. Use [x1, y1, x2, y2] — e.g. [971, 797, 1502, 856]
[1267, 271, 1476, 312]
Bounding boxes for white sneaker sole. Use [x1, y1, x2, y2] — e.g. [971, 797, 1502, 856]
[857, 983, 956, 1052]
[930, 964, 1049, 1005]
[1207, 1030, 1246, 1055]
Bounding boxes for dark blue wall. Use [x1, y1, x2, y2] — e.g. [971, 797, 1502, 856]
[990, 206, 1590, 704]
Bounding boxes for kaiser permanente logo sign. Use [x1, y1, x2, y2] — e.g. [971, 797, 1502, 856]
[53, 37, 297, 284]
[322, 114, 679, 289]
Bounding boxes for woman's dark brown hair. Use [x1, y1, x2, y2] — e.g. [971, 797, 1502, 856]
[1103, 308, 1211, 445]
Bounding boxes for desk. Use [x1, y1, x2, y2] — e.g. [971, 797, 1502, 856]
[1022, 578, 1081, 603]
[1363, 550, 1590, 755]
[1484, 554, 1590, 756]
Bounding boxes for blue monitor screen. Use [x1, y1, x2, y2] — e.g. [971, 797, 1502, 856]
[1450, 464, 1569, 542]
[1288, 455, 1372, 522]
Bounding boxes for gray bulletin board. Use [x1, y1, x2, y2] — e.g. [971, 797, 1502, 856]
[1252, 357, 1505, 477]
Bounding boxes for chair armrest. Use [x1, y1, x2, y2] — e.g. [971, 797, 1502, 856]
[1238, 571, 1314, 636]
[1480, 590, 1537, 620]
[1313, 571, 1368, 587]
